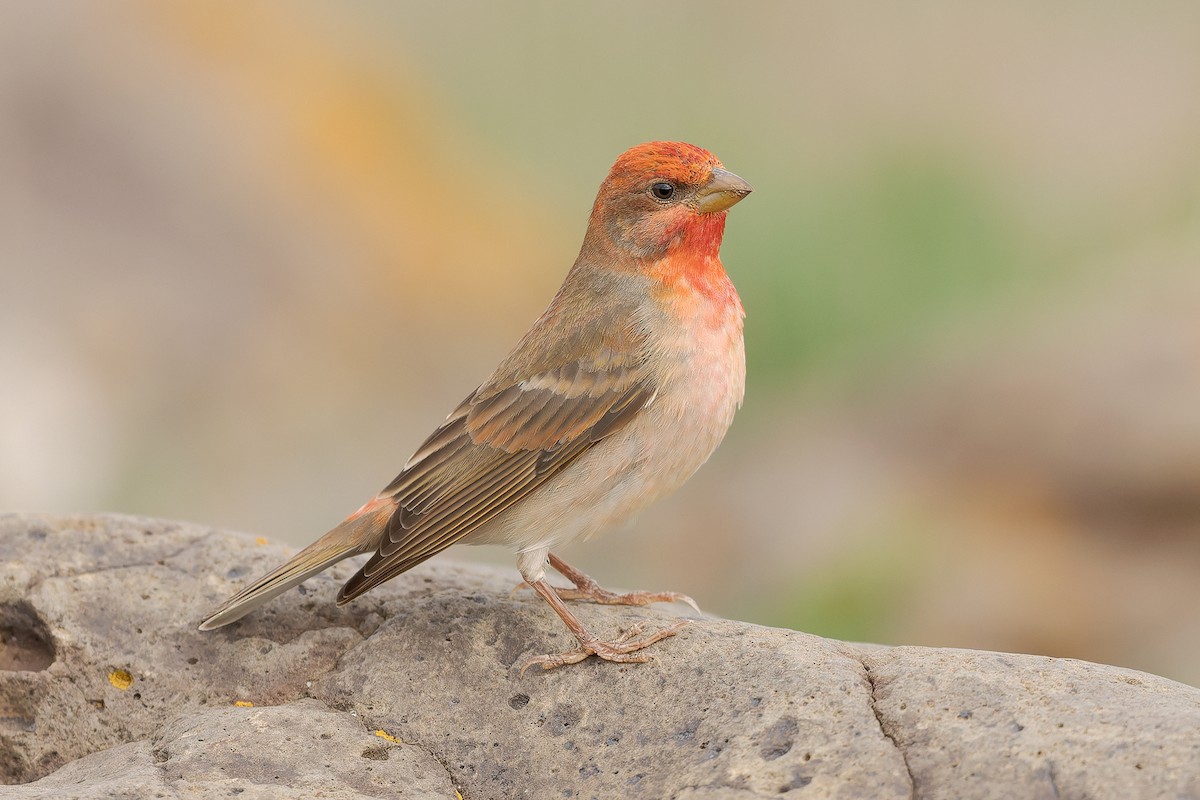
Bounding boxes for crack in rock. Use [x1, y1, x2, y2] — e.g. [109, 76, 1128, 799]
[322, 625, 370, 683]
[349, 704, 461, 798]
[41, 533, 217, 582]
[860, 655, 917, 799]
[314, 622, 464, 797]
[1047, 760, 1061, 800]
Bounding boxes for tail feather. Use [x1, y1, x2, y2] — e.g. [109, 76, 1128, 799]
[198, 500, 393, 630]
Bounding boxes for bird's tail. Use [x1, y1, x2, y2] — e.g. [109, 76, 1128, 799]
[198, 497, 394, 630]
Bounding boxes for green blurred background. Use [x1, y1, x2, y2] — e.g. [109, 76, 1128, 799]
[2, 2, 1198, 684]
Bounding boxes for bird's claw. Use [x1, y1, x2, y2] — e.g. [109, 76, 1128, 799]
[549, 586, 702, 616]
[518, 620, 688, 673]
[523, 555, 704, 615]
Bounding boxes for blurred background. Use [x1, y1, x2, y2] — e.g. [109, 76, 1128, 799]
[2, 2, 1198, 685]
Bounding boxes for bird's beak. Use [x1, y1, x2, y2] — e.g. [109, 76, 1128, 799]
[695, 167, 753, 213]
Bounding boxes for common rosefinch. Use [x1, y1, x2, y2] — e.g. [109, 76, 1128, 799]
[200, 141, 752, 670]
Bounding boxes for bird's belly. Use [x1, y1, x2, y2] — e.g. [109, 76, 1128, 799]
[470, 314, 745, 552]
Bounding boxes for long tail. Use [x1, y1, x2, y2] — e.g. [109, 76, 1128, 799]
[198, 498, 394, 630]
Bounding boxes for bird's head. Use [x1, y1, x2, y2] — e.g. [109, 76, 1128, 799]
[585, 141, 752, 262]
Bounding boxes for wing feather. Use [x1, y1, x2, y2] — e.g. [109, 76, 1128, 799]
[347, 436, 597, 595]
[337, 331, 656, 604]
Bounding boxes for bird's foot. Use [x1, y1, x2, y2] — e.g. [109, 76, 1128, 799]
[510, 581, 700, 615]
[552, 583, 702, 616]
[519, 620, 687, 673]
[511, 552, 702, 615]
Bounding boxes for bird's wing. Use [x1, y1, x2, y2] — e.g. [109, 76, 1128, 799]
[337, 320, 656, 603]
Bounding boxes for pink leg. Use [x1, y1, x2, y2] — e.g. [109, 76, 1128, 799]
[544, 553, 701, 615]
[519, 576, 687, 672]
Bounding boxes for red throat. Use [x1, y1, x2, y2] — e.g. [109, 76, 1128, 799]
[649, 212, 741, 311]
[663, 212, 727, 259]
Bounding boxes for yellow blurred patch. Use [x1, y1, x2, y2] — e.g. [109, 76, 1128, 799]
[140, 0, 552, 315]
[234, 700, 254, 707]
[108, 669, 133, 690]
[373, 729, 400, 744]
[254, 536, 269, 545]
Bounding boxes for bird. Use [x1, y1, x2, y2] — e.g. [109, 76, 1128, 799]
[199, 141, 752, 670]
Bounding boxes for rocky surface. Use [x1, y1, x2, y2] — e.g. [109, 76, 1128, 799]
[1, 513, 1197, 799]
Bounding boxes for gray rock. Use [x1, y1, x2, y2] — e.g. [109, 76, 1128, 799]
[3, 700, 453, 800]
[1, 513, 1197, 799]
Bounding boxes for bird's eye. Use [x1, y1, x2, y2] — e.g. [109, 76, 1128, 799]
[650, 182, 675, 201]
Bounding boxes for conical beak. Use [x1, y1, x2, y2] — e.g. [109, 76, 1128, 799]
[695, 167, 753, 213]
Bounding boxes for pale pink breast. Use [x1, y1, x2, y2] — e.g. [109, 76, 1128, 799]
[470, 275, 745, 556]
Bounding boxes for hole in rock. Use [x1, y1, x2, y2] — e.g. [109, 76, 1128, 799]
[0, 601, 56, 672]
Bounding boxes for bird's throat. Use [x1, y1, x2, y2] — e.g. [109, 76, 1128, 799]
[647, 213, 740, 311]
[660, 212, 727, 260]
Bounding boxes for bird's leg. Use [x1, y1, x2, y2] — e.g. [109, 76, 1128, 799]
[543, 553, 702, 615]
[519, 577, 687, 672]
[509, 553, 702, 613]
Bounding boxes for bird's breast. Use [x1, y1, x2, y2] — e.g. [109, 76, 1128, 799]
[646, 272, 746, 462]
[474, 270, 745, 552]
[554, 278, 745, 544]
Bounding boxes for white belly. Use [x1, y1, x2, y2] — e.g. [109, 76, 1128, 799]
[468, 299, 745, 577]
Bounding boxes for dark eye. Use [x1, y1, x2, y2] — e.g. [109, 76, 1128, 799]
[650, 181, 675, 201]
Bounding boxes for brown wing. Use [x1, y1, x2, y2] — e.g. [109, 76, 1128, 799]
[337, 336, 656, 604]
